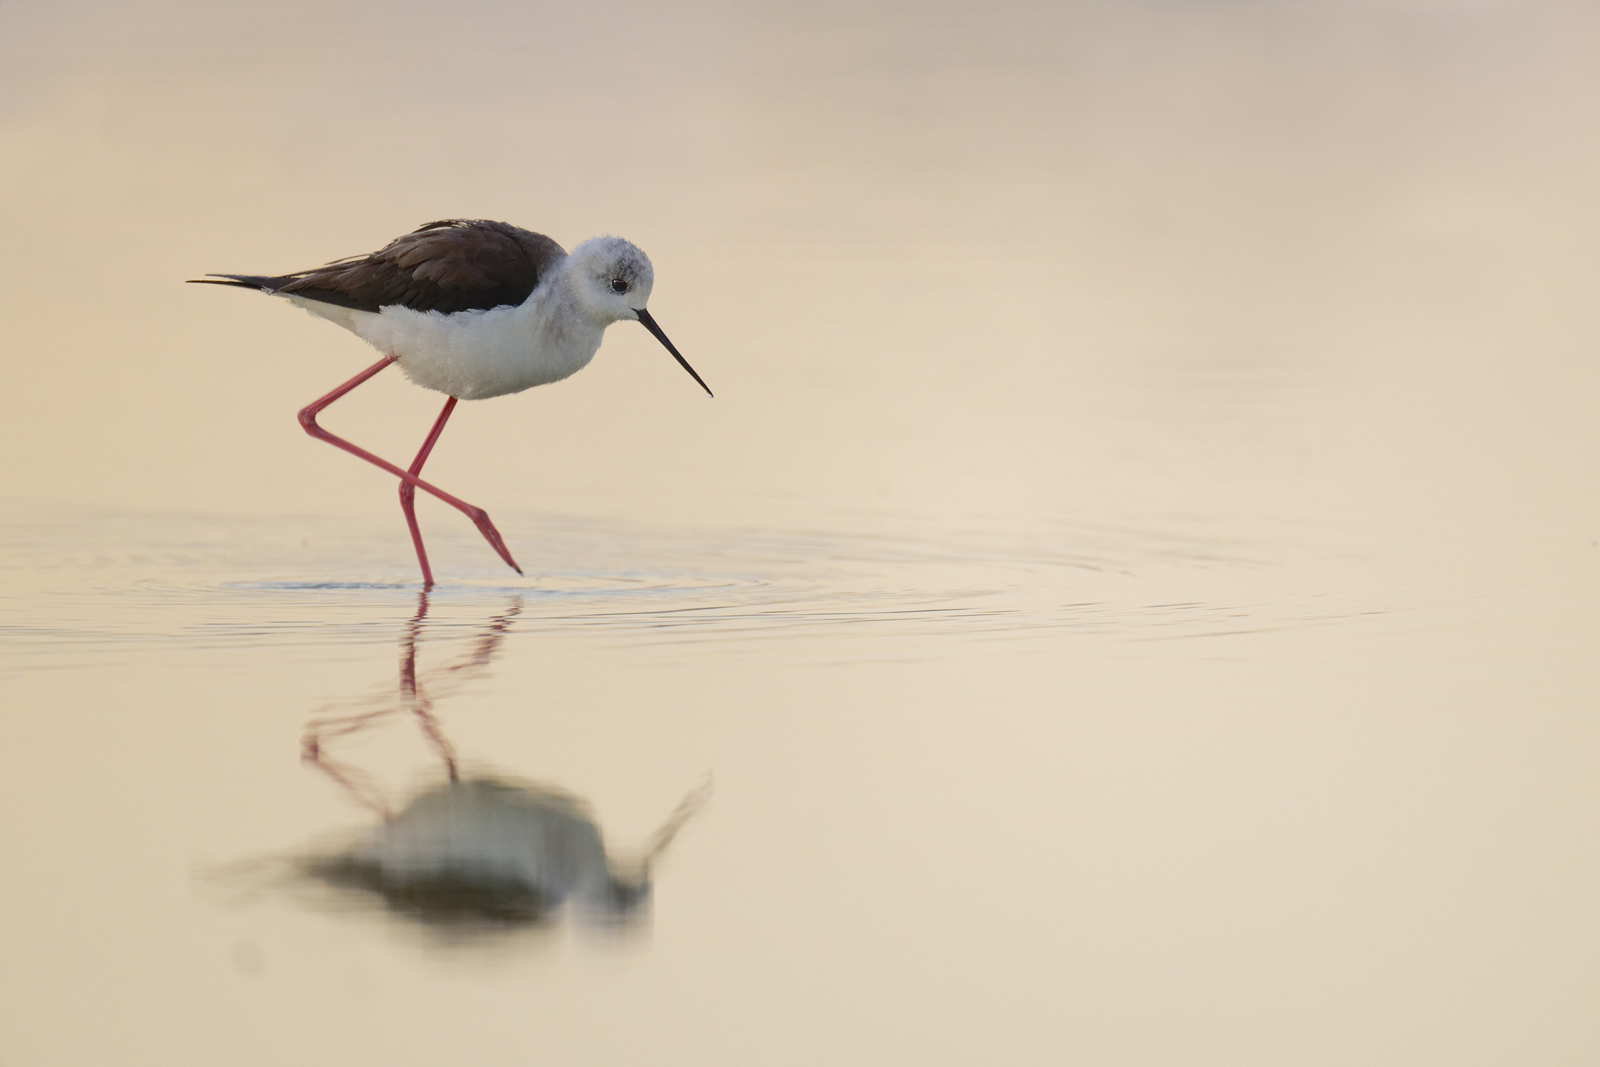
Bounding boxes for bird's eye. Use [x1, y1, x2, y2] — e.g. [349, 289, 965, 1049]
[609, 279, 629, 294]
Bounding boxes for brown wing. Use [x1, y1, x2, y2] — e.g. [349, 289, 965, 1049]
[267, 220, 566, 314]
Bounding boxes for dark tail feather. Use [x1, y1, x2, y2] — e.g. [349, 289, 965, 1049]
[186, 273, 292, 292]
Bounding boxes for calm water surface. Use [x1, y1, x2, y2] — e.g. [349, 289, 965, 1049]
[3, 1, 1599, 1064]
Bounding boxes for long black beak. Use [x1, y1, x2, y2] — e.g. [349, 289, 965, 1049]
[635, 308, 713, 397]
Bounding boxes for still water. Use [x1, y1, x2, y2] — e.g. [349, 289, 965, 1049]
[3, 0, 1599, 1063]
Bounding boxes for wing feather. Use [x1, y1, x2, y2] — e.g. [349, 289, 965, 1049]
[268, 220, 566, 314]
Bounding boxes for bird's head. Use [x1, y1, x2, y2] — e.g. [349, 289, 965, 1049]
[567, 235, 655, 324]
[565, 235, 712, 397]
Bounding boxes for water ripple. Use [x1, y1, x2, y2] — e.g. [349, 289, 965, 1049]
[0, 507, 1387, 669]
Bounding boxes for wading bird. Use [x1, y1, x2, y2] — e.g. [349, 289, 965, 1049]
[191, 219, 712, 586]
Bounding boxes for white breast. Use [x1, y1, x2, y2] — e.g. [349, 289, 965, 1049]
[287, 286, 605, 401]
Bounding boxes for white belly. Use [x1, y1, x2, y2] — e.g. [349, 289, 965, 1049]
[288, 291, 603, 401]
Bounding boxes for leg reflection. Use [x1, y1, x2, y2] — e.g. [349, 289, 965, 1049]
[301, 591, 522, 814]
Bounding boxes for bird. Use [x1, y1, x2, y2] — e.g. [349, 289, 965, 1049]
[190, 219, 712, 587]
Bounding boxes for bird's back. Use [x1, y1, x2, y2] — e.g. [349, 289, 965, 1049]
[195, 219, 567, 315]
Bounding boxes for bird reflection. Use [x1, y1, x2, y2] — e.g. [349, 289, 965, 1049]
[298, 592, 707, 932]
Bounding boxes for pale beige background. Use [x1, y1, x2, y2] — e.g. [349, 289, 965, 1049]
[2, 0, 1598, 1064]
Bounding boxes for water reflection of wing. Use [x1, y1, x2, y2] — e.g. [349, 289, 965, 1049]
[306, 776, 623, 925]
[304, 774, 709, 928]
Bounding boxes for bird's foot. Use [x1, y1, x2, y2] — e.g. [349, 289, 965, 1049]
[464, 506, 523, 576]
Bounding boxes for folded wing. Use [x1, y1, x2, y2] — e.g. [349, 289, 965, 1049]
[192, 219, 567, 315]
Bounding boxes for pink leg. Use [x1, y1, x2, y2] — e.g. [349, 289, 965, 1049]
[400, 397, 458, 589]
[297, 357, 522, 579]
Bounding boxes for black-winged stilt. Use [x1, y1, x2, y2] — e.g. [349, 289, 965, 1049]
[191, 219, 712, 586]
